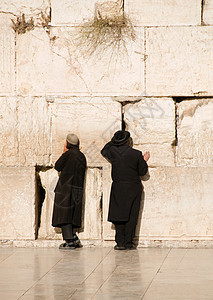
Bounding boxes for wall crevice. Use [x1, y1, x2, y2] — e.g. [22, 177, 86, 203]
[35, 166, 53, 239]
[201, 0, 205, 25]
[172, 98, 179, 164]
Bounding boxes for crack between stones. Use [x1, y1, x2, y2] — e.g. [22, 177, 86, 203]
[201, 0, 205, 25]
[0, 11, 18, 17]
[173, 99, 178, 165]
[144, 27, 147, 96]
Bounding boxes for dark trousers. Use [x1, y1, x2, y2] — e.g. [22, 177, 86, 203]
[61, 224, 74, 241]
[114, 198, 141, 247]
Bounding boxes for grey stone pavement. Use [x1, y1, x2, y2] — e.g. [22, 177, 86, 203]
[0, 247, 213, 300]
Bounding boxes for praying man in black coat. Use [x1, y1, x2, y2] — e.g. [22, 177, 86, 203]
[52, 134, 86, 250]
[101, 130, 150, 250]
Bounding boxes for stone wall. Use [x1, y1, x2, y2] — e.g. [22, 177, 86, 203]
[0, 0, 213, 247]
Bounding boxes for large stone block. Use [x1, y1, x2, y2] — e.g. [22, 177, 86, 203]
[51, 0, 123, 26]
[139, 167, 213, 239]
[0, 15, 15, 95]
[50, 97, 121, 166]
[39, 167, 102, 241]
[16, 28, 51, 96]
[38, 168, 60, 240]
[79, 168, 102, 240]
[0, 97, 51, 166]
[124, 98, 175, 167]
[0, 97, 19, 165]
[146, 27, 213, 96]
[16, 27, 144, 96]
[176, 99, 213, 167]
[103, 166, 213, 241]
[0, 0, 50, 18]
[125, 0, 201, 26]
[17, 97, 52, 166]
[102, 164, 113, 240]
[203, 0, 213, 25]
[0, 167, 35, 240]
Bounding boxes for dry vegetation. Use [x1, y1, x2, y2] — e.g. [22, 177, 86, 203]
[11, 11, 51, 34]
[75, 12, 136, 59]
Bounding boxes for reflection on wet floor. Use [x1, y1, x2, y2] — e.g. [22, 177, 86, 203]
[0, 247, 213, 299]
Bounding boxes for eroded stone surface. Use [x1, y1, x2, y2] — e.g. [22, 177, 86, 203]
[0, 97, 51, 166]
[39, 167, 102, 241]
[16, 28, 51, 95]
[16, 26, 144, 96]
[124, 98, 175, 167]
[177, 99, 213, 167]
[51, 0, 123, 26]
[50, 97, 121, 166]
[125, 0, 201, 26]
[203, 0, 213, 25]
[0, 15, 15, 95]
[0, 97, 19, 166]
[0, 167, 35, 239]
[0, 0, 50, 18]
[140, 167, 213, 238]
[102, 164, 113, 240]
[18, 97, 51, 166]
[38, 168, 60, 240]
[146, 27, 213, 96]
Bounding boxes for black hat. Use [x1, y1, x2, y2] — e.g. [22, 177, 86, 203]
[111, 130, 130, 146]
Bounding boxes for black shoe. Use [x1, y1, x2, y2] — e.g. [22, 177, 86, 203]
[114, 245, 126, 250]
[59, 241, 75, 250]
[73, 234, 82, 248]
[125, 244, 137, 250]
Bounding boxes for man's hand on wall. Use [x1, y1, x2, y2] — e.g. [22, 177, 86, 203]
[143, 151, 150, 162]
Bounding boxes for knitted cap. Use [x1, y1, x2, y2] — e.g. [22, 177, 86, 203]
[66, 133, 79, 145]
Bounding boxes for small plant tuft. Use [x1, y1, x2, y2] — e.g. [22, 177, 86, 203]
[11, 14, 34, 34]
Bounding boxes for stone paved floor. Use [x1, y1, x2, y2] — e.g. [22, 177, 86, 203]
[0, 247, 213, 299]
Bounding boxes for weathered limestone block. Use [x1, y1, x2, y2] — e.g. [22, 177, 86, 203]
[134, 144, 175, 168]
[50, 97, 121, 166]
[0, 97, 19, 166]
[0, 15, 15, 95]
[203, 0, 213, 25]
[17, 97, 51, 166]
[50, 26, 144, 96]
[139, 167, 213, 238]
[79, 168, 102, 240]
[177, 99, 213, 167]
[39, 167, 102, 241]
[17, 27, 144, 96]
[125, 0, 201, 26]
[16, 28, 51, 95]
[0, 0, 50, 18]
[0, 96, 51, 166]
[0, 167, 35, 240]
[102, 164, 113, 240]
[124, 98, 175, 167]
[51, 0, 123, 26]
[38, 168, 60, 239]
[103, 167, 213, 241]
[146, 27, 213, 96]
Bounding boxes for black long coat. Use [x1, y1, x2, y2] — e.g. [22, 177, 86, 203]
[52, 146, 86, 228]
[101, 142, 148, 222]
